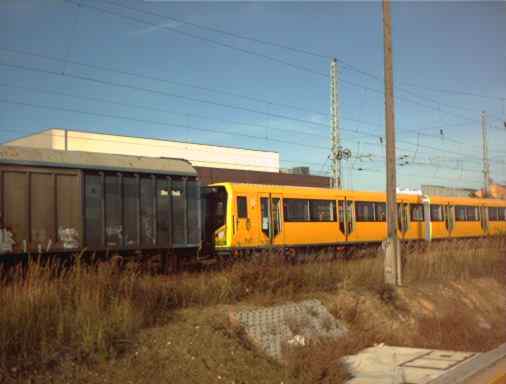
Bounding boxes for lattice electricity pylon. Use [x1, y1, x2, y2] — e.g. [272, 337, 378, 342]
[330, 58, 342, 189]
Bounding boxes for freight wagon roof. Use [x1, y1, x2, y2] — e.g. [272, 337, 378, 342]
[0, 145, 197, 177]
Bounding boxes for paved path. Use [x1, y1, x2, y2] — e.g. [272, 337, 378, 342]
[462, 356, 506, 384]
[428, 343, 506, 384]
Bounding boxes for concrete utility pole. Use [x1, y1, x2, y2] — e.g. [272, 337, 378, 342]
[382, 0, 401, 286]
[330, 58, 342, 189]
[481, 111, 490, 197]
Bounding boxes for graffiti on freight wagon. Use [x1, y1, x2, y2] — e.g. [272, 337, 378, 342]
[58, 227, 80, 249]
[0, 228, 15, 254]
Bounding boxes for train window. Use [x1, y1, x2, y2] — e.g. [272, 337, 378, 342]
[309, 200, 336, 222]
[284, 199, 309, 221]
[455, 206, 466, 221]
[430, 205, 443, 221]
[466, 206, 479, 221]
[356, 202, 375, 222]
[374, 203, 386, 222]
[237, 196, 248, 218]
[356, 201, 386, 222]
[488, 207, 498, 221]
[410, 204, 424, 222]
[498, 207, 506, 221]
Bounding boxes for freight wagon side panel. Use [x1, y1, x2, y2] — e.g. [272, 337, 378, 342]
[82, 171, 200, 251]
[0, 165, 81, 253]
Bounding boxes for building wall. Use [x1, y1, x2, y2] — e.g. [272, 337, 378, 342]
[421, 184, 476, 198]
[196, 166, 330, 188]
[7, 129, 280, 173]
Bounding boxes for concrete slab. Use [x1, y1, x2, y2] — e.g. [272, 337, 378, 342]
[404, 357, 463, 370]
[343, 345, 478, 384]
[229, 299, 347, 361]
[425, 350, 475, 362]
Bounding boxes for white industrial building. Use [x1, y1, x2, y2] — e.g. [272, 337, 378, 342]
[5, 128, 280, 173]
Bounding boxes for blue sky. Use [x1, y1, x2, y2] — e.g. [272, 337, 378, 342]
[1, 0, 505, 191]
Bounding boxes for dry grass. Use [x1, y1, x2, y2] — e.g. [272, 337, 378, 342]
[0, 236, 505, 381]
[403, 236, 506, 284]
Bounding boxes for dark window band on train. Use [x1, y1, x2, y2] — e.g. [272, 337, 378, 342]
[309, 200, 336, 222]
[283, 199, 336, 222]
[355, 201, 386, 222]
[430, 204, 444, 222]
[466, 206, 479, 221]
[410, 204, 424, 222]
[489, 207, 506, 221]
[455, 205, 480, 222]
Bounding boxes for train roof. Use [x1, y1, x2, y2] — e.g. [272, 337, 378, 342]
[0, 145, 197, 177]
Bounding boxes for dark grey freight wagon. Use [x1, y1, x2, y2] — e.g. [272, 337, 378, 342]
[0, 145, 201, 268]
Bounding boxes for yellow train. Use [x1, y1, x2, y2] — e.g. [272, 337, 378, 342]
[202, 183, 506, 255]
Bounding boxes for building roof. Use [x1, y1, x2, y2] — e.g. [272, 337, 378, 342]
[0, 145, 197, 177]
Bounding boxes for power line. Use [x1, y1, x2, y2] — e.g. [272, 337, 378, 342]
[0, 82, 328, 140]
[0, 99, 330, 151]
[0, 61, 497, 162]
[99, 0, 330, 60]
[0, 123, 486, 182]
[64, 0, 505, 126]
[0, 46, 328, 118]
[98, 0, 506, 106]
[65, 0, 329, 79]
[2, 46, 497, 144]
[1, 96, 492, 176]
[0, 129, 325, 173]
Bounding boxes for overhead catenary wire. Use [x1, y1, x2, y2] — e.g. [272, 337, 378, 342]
[91, 0, 506, 123]
[1, 61, 495, 163]
[0, 82, 328, 140]
[1, 3, 501, 188]
[98, 0, 505, 104]
[0, 125, 486, 185]
[0, 99, 491, 177]
[0, 46, 328, 119]
[1, 47, 498, 143]
[63, 0, 506, 127]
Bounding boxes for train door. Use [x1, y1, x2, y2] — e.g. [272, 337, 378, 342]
[397, 203, 410, 239]
[339, 199, 356, 242]
[258, 193, 284, 247]
[233, 194, 254, 247]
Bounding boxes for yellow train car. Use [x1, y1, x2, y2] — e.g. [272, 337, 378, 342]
[202, 183, 506, 255]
